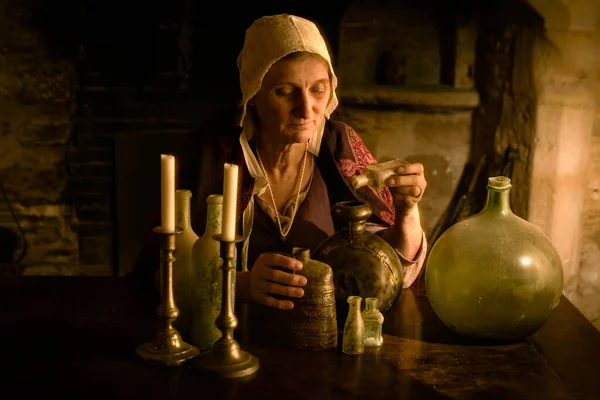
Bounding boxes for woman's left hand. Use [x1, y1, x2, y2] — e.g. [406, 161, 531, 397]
[386, 162, 427, 217]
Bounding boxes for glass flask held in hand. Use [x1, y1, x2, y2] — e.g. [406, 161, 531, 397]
[351, 158, 409, 190]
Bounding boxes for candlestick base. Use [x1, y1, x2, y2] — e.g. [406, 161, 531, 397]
[136, 338, 200, 367]
[195, 234, 259, 379]
[195, 345, 259, 379]
[136, 227, 199, 367]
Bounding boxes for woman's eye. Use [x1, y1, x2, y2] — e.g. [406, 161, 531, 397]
[312, 85, 327, 95]
[276, 88, 295, 96]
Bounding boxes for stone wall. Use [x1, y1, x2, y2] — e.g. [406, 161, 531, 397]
[474, 0, 600, 329]
[580, 108, 600, 329]
[70, 0, 206, 276]
[0, 0, 81, 275]
[576, 36, 600, 329]
[525, 0, 600, 329]
[333, 0, 480, 237]
[470, 2, 544, 219]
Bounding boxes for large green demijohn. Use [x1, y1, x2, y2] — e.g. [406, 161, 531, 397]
[425, 176, 564, 342]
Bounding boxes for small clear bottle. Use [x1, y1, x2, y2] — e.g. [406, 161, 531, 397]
[342, 296, 365, 355]
[362, 297, 384, 347]
[351, 159, 409, 190]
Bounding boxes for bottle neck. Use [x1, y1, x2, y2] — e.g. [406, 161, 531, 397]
[349, 221, 367, 237]
[204, 201, 223, 236]
[482, 188, 512, 215]
[348, 296, 362, 312]
[176, 193, 192, 230]
[365, 299, 378, 312]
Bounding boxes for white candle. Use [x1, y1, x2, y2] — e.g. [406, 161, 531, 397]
[160, 154, 176, 233]
[222, 163, 239, 241]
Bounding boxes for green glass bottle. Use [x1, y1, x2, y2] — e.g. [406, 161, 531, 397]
[190, 194, 225, 352]
[425, 176, 564, 342]
[173, 189, 199, 340]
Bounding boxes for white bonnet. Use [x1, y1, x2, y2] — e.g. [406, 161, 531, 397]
[236, 14, 339, 128]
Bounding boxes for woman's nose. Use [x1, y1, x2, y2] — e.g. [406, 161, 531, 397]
[294, 93, 312, 119]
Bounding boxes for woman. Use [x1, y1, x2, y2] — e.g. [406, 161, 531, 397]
[131, 14, 427, 311]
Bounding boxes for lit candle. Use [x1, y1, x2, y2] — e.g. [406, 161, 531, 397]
[161, 154, 175, 233]
[222, 163, 239, 241]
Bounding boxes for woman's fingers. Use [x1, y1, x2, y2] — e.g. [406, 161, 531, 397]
[386, 172, 422, 188]
[258, 293, 295, 310]
[389, 185, 422, 198]
[266, 267, 307, 286]
[259, 279, 305, 298]
[250, 252, 308, 310]
[261, 252, 304, 273]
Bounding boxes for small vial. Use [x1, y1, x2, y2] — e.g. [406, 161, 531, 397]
[351, 159, 409, 190]
[362, 297, 384, 347]
[342, 296, 365, 355]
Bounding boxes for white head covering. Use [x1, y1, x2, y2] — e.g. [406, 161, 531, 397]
[236, 14, 339, 130]
[236, 14, 340, 272]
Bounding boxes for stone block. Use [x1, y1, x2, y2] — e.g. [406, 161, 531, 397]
[12, 214, 79, 269]
[18, 118, 71, 147]
[0, 70, 24, 100]
[22, 265, 82, 276]
[0, 147, 67, 203]
[11, 58, 74, 104]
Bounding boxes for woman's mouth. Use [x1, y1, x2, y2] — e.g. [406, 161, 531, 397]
[290, 122, 312, 129]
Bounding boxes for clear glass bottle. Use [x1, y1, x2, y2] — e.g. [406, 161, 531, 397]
[190, 194, 225, 352]
[342, 296, 365, 355]
[362, 297, 384, 347]
[425, 176, 564, 342]
[351, 159, 409, 190]
[173, 189, 199, 339]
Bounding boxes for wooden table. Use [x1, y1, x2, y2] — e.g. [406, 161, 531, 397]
[1, 276, 599, 399]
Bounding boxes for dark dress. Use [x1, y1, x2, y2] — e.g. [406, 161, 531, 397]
[129, 110, 396, 289]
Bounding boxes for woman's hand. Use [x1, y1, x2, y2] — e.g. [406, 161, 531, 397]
[249, 252, 307, 310]
[386, 162, 427, 217]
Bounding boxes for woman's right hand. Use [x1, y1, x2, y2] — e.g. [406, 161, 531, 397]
[249, 252, 307, 310]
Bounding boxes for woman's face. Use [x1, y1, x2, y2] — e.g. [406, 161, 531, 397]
[251, 54, 331, 145]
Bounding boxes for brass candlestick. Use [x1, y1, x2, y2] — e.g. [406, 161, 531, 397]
[195, 234, 259, 378]
[136, 227, 199, 367]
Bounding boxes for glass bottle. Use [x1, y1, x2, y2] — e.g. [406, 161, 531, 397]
[351, 159, 409, 190]
[190, 194, 225, 353]
[362, 297, 384, 347]
[425, 176, 564, 342]
[173, 189, 199, 339]
[342, 296, 365, 355]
